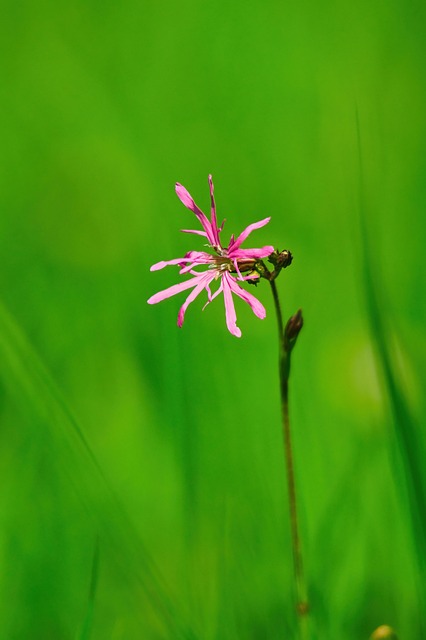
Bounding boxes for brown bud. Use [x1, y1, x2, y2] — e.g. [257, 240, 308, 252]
[268, 249, 293, 270]
[277, 249, 293, 268]
[284, 309, 303, 351]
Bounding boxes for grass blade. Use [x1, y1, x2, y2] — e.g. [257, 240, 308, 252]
[0, 299, 199, 639]
[356, 111, 426, 633]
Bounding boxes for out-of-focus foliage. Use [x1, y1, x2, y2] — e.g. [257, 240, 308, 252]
[0, 1, 425, 638]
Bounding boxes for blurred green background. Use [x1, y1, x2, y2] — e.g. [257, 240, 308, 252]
[0, 1, 425, 638]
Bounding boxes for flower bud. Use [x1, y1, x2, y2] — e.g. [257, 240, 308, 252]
[268, 249, 293, 270]
[370, 625, 398, 640]
[284, 309, 303, 352]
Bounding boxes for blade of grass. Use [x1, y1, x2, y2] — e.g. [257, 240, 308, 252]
[356, 110, 426, 632]
[0, 299, 199, 640]
[77, 537, 100, 640]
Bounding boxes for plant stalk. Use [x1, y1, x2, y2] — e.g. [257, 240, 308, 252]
[270, 279, 309, 639]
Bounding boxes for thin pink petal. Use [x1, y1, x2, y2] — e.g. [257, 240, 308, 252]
[202, 279, 219, 310]
[205, 280, 214, 303]
[210, 280, 223, 301]
[208, 174, 220, 246]
[222, 273, 242, 337]
[181, 229, 208, 237]
[179, 252, 213, 274]
[150, 257, 188, 271]
[179, 265, 196, 275]
[225, 273, 266, 319]
[179, 264, 208, 275]
[229, 245, 275, 260]
[182, 250, 213, 264]
[232, 257, 244, 281]
[175, 182, 215, 245]
[147, 274, 206, 305]
[177, 272, 215, 327]
[228, 217, 271, 252]
[150, 250, 214, 272]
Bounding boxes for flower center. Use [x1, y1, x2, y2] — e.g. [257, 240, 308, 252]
[211, 255, 232, 272]
[211, 255, 258, 275]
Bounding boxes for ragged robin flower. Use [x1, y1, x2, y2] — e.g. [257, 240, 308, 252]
[147, 175, 274, 337]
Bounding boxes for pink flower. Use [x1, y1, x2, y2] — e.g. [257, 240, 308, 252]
[147, 175, 274, 337]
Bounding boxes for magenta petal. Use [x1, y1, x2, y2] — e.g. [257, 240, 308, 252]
[179, 263, 197, 274]
[210, 280, 223, 302]
[178, 253, 213, 274]
[232, 257, 244, 281]
[188, 250, 214, 260]
[175, 183, 201, 212]
[225, 273, 266, 319]
[175, 182, 215, 245]
[150, 257, 188, 271]
[222, 273, 242, 337]
[177, 272, 215, 327]
[208, 174, 220, 246]
[147, 275, 205, 305]
[181, 229, 208, 237]
[182, 251, 214, 264]
[202, 279, 219, 311]
[229, 245, 275, 260]
[228, 217, 271, 252]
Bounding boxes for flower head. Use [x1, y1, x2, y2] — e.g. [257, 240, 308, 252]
[147, 175, 274, 337]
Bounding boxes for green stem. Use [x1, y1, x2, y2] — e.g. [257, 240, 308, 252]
[270, 280, 309, 638]
[270, 279, 284, 341]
